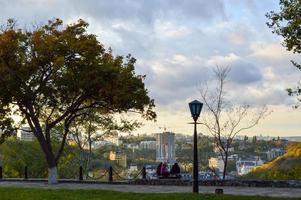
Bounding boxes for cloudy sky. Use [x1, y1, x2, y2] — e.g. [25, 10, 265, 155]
[1, 0, 300, 136]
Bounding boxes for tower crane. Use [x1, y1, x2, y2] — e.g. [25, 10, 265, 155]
[159, 126, 171, 132]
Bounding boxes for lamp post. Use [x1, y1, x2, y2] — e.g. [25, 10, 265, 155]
[189, 100, 203, 193]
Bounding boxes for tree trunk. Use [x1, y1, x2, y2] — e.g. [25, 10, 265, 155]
[35, 131, 58, 184]
[24, 132, 58, 184]
[48, 166, 58, 184]
[84, 137, 92, 178]
[45, 151, 58, 184]
[222, 152, 228, 180]
[23, 108, 60, 184]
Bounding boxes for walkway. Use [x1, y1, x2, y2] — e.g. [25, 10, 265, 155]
[0, 181, 301, 198]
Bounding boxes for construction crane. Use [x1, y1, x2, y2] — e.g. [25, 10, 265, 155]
[159, 126, 171, 132]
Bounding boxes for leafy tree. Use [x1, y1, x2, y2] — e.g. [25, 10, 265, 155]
[69, 108, 140, 178]
[243, 136, 248, 145]
[0, 126, 15, 145]
[0, 138, 46, 178]
[0, 137, 80, 179]
[252, 136, 257, 144]
[0, 104, 16, 144]
[244, 142, 301, 180]
[266, 0, 301, 108]
[0, 18, 156, 184]
[226, 160, 236, 173]
[120, 134, 155, 145]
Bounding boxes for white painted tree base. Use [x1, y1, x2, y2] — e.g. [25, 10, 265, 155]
[48, 167, 58, 184]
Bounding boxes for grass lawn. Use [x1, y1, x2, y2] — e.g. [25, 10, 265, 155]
[0, 187, 300, 200]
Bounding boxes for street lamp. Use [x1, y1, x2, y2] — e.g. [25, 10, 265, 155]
[189, 100, 203, 193]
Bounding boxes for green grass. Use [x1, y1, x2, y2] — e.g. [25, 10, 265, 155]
[0, 187, 299, 200]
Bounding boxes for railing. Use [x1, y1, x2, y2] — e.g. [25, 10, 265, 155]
[0, 166, 301, 188]
[0, 165, 147, 182]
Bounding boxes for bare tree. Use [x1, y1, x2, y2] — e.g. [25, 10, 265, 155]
[200, 66, 269, 180]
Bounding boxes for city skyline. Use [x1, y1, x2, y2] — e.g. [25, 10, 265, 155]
[1, 0, 300, 136]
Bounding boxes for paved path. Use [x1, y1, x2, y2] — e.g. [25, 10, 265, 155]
[0, 181, 301, 198]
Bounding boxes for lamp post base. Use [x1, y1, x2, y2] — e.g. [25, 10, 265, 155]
[193, 180, 199, 193]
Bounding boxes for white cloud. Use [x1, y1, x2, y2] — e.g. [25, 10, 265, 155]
[223, 23, 256, 46]
[226, 32, 246, 45]
[154, 21, 191, 39]
[250, 42, 295, 61]
[262, 66, 277, 82]
[1, 0, 300, 136]
[207, 53, 240, 66]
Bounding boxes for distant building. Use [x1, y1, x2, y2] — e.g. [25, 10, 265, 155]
[209, 154, 240, 174]
[18, 127, 34, 141]
[127, 143, 139, 150]
[228, 154, 239, 161]
[175, 134, 192, 142]
[139, 141, 156, 149]
[156, 132, 175, 163]
[238, 141, 249, 150]
[109, 150, 127, 167]
[213, 144, 234, 153]
[266, 148, 285, 161]
[129, 165, 138, 171]
[93, 140, 114, 148]
[208, 157, 224, 173]
[236, 157, 263, 176]
[282, 136, 301, 142]
[278, 139, 289, 144]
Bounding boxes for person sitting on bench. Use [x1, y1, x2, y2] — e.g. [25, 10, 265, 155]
[170, 162, 180, 177]
[160, 163, 169, 178]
